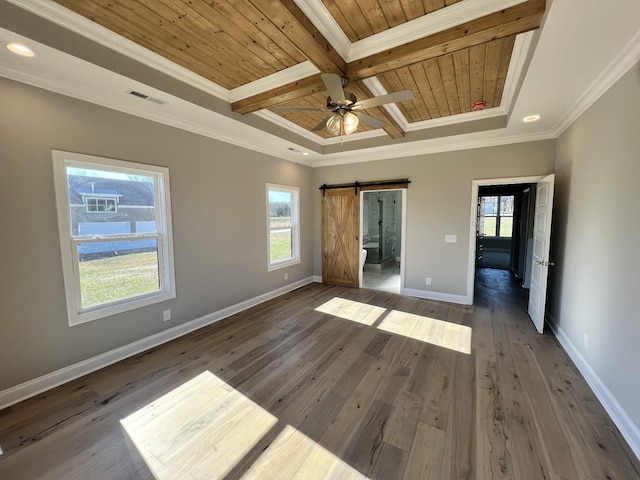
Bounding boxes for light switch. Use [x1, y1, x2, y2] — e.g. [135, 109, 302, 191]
[445, 234, 457, 243]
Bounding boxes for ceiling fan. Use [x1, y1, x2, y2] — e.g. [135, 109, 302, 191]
[272, 73, 413, 136]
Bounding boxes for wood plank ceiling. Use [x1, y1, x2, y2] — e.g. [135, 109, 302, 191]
[53, 0, 544, 139]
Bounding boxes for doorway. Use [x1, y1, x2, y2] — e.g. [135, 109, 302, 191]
[360, 189, 406, 294]
[467, 175, 555, 333]
[476, 185, 534, 276]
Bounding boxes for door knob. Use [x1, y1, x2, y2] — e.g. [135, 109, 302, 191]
[535, 260, 555, 266]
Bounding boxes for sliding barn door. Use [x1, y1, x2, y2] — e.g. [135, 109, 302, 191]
[322, 188, 360, 287]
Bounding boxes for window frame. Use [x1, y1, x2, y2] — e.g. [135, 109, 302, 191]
[266, 183, 300, 271]
[52, 150, 176, 326]
[482, 194, 515, 238]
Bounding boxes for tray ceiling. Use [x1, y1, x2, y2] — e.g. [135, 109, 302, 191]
[1, 0, 638, 166]
[51, 0, 543, 139]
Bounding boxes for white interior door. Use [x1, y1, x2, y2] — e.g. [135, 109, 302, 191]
[528, 174, 555, 333]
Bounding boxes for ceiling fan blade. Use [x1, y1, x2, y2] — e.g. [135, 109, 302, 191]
[311, 116, 331, 132]
[321, 73, 346, 104]
[352, 90, 413, 110]
[272, 106, 331, 111]
[355, 112, 386, 129]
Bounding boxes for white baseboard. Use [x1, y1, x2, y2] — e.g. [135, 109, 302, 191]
[547, 314, 640, 461]
[403, 288, 471, 305]
[312, 275, 323, 283]
[0, 277, 315, 410]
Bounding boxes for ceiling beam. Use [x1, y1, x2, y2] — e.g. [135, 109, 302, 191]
[246, 0, 346, 75]
[347, 0, 546, 80]
[233, 0, 545, 115]
[232, 74, 327, 114]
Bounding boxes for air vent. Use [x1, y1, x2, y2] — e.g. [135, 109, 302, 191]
[126, 89, 167, 105]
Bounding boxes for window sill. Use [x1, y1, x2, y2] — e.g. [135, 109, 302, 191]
[69, 290, 176, 326]
[268, 258, 300, 272]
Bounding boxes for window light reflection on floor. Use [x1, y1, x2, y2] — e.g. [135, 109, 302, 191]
[241, 425, 369, 479]
[120, 371, 277, 479]
[378, 310, 472, 354]
[314, 297, 387, 325]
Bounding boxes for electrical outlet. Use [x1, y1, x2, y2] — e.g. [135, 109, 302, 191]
[426, 277, 432, 286]
[163, 309, 171, 322]
[583, 333, 588, 348]
[284, 272, 288, 281]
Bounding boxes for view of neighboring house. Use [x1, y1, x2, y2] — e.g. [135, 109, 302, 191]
[67, 174, 157, 257]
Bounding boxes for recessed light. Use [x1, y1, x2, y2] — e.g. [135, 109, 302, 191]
[523, 114, 541, 123]
[301, 152, 310, 156]
[6, 42, 36, 57]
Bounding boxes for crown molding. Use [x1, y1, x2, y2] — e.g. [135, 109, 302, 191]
[309, 130, 556, 167]
[0, 63, 314, 167]
[5, 0, 231, 101]
[552, 29, 640, 137]
[0, 53, 555, 170]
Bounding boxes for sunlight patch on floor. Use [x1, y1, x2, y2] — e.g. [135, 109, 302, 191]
[120, 371, 277, 479]
[378, 310, 472, 354]
[315, 297, 387, 325]
[241, 425, 369, 479]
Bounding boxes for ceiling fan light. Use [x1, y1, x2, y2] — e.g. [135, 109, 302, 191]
[343, 112, 359, 135]
[326, 114, 341, 136]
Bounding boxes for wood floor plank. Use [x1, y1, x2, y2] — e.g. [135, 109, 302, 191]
[340, 399, 394, 475]
[416, 341, 457, 430]
[1, 272, 639, 479]
[475, 359, 513, 478]
[403, 422, 446, 480]
[441, 348, 476, 480]
[492, 323, 552, 479]
[511, 343, 579, 478]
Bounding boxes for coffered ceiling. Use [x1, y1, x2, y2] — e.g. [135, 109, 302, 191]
[0, 0, 639, 166]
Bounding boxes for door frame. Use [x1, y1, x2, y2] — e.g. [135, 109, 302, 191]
[466, 175, 547, 304]
[359, 188, 407, 293]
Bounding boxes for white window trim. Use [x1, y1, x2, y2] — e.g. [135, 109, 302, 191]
[52, 150, 176, 326]
[266, 183, 300, 271]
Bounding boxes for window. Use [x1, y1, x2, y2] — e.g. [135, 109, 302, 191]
[85, 196, 118, 213]
[53, 151, 175, 325]
[482, 195, 514, 237]
[266, 183, 300, 271]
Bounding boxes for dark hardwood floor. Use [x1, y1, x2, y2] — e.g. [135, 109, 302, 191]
[0, 273, 638, 479]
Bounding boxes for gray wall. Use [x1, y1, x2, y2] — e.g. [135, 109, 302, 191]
[313, 141, 556, 296]
[549, 62, 640, 428]
[0, 78, 314, 391]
